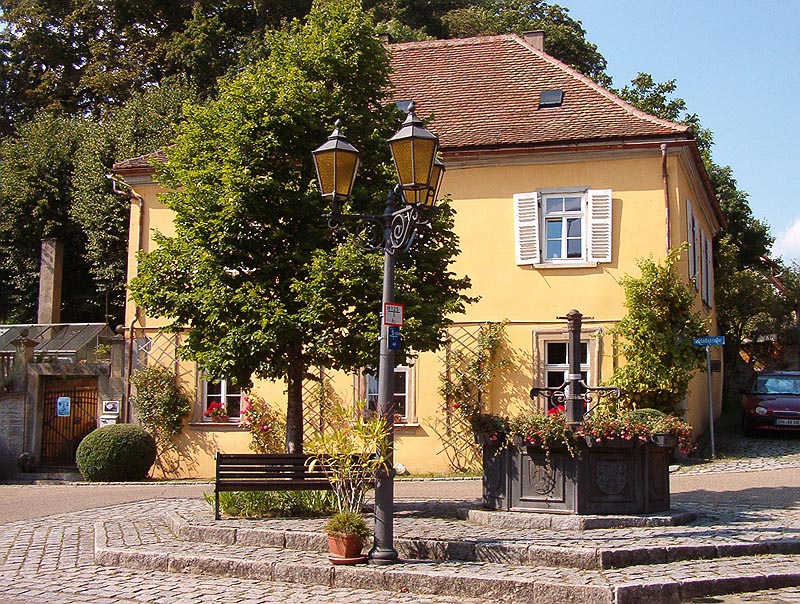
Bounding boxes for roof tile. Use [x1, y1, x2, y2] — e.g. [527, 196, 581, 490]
[389, 35, 690, 150]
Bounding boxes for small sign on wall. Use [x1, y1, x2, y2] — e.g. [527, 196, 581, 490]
[56, 396, 71, 417]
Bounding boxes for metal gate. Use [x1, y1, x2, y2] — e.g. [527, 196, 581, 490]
[41, 377, 98, 466]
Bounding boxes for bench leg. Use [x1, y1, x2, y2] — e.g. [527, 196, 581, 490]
[215, 491, 220, 521]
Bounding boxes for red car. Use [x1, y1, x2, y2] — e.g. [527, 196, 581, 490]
[742, 371, 800, 434]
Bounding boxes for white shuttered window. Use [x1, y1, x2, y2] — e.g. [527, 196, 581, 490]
[513, 188, 613, 266]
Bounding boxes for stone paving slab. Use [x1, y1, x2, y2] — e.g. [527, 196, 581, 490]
[93, 506, 800, 604]
[168, 495, 800, 571]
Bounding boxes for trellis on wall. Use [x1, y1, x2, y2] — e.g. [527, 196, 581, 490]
[430, 322, 508, 473]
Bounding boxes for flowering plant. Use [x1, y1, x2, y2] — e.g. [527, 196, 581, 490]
[509, 411, 574, 449]
[576, 406, 649, 444]
[238, 394, 285, 453]
[469, 413, 509, 440]
[203, 402, 227, 419]
[649, 412, 694, 454]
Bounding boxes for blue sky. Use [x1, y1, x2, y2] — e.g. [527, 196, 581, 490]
[564, 0, 800, 265]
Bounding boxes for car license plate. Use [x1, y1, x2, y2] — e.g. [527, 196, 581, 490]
[776, 419, 800, 426]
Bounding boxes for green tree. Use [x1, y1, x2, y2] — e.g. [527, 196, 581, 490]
[129, 0, 472, 453]
[608, 248, 707, 413]
[71, 81, 194, 324]
[369, 0, 609, 84]
[0, 111, 96, 322]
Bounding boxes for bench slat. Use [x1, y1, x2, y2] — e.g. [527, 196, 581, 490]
[214, 452, 336, 520]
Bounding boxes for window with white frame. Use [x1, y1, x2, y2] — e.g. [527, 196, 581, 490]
[202, 379, 242, 420]
[514, 188, 612, 266]
[687, 199, 699, 286]
[534, 329, 602, 412]
[365, 365, 412, 422]
[544, 341, 590, 390]
[701, 229, 714, 307]
[686, 199, 714, 307]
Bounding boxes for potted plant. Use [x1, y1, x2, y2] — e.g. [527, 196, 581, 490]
[203, 402, 228, 422]
[306, 401, 389, 564]
[325, 510, 372, 561]
[469, 413, 509, 446]
[648, 412, 693, 453]
[17, 451, 34, 473]
[577, 405, 648, 448]
[508, 410, 575, 462]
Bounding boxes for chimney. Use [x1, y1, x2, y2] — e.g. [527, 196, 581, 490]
[37, 238, 63, 324]
[523, 30, 545, 52]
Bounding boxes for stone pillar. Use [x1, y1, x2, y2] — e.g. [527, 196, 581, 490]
[10, 330, 37, 392]
[37, 238, 63, 325]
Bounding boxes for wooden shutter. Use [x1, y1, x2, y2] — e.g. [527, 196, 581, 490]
[514, 192, 540, 265]
[587, 189, 612, 263]
[687, 199, 697, 282]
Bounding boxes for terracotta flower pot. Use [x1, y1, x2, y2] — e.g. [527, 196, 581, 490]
[210, 415, 229, 423]
[327, 532, 366, 563]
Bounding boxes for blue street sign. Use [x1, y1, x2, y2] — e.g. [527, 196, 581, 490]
[388, 326, 401, 351]
[693, 335, 725, 347]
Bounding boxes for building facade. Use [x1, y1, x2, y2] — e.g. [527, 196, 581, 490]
[114, 33, 723, 477]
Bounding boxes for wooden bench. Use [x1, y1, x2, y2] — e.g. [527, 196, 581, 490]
[214, 452, 332, 520]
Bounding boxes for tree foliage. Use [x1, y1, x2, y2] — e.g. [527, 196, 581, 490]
[0, 83, 191, 325]
[608, 248, 707, 413]
[0, 112, 95, 322]
[129, 0, 472, 452]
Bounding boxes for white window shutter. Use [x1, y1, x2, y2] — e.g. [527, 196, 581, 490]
[686, 199, 694, 277]
[587, 189, 612, 263]
[513, 192, 540, 265]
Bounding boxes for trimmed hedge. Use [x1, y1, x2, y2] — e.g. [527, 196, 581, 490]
[76, 424, 157, 482]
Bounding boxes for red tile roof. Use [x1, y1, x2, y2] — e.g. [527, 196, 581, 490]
[389, 35, 691, 151]
[115, 34, 693, 173]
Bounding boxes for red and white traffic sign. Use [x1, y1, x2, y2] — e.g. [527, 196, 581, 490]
[383, 302, 404, 326]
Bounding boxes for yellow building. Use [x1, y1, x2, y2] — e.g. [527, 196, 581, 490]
[114, 33, 723, 477]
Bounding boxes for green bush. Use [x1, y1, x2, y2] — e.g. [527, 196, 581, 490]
[76, 424, 157, 481]
[206, 490, 336, 518]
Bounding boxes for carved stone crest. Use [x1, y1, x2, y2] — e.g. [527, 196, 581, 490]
[596, 460, 627, 495]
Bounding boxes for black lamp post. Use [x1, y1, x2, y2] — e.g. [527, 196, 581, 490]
[312, 103, 444, 565]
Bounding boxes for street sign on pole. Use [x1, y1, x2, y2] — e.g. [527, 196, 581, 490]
[383, 302, 404, 326]
[692, 334, 725, 460]
[693, 335, 725, 347]
[388, 326, 401, 350]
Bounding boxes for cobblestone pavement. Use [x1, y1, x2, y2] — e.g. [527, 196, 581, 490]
[0, 504, 493, 604]
[674, 427, 800, 475]
[1, 430, 799, 603]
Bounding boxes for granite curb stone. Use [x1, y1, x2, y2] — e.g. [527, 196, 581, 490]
[91, 499, 800, 603]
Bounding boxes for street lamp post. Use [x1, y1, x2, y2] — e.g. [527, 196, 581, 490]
[312, 104, 443, 565]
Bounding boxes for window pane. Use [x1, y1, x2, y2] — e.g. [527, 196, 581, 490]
[546, 219, 562, 239]
[579, 343, 588, 364]
[393, 370, 407, 395]
[546, 240, 561, 259]
[545, 197, 563, 213]
[226, 383, 242, 417]
[566, 218, 581, 237]
[566, 239, 581, 258]
[547, 342, 567, 365]
[564, 196, 582, 212]
[206, 382, 222, 396]
[547, 370, 564, 388]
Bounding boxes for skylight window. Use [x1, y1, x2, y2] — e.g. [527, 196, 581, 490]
[395, 100, 413, 114]
[539, 89, 564, 108]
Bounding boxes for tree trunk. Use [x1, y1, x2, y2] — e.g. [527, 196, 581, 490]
[285, 342, 304, 453]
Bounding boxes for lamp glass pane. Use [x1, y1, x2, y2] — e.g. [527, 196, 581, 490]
[411, 138, 436, 187]
[390, 138, 414, 186]
[314, 152, 336, 196]
[335, 151, 359, 198]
